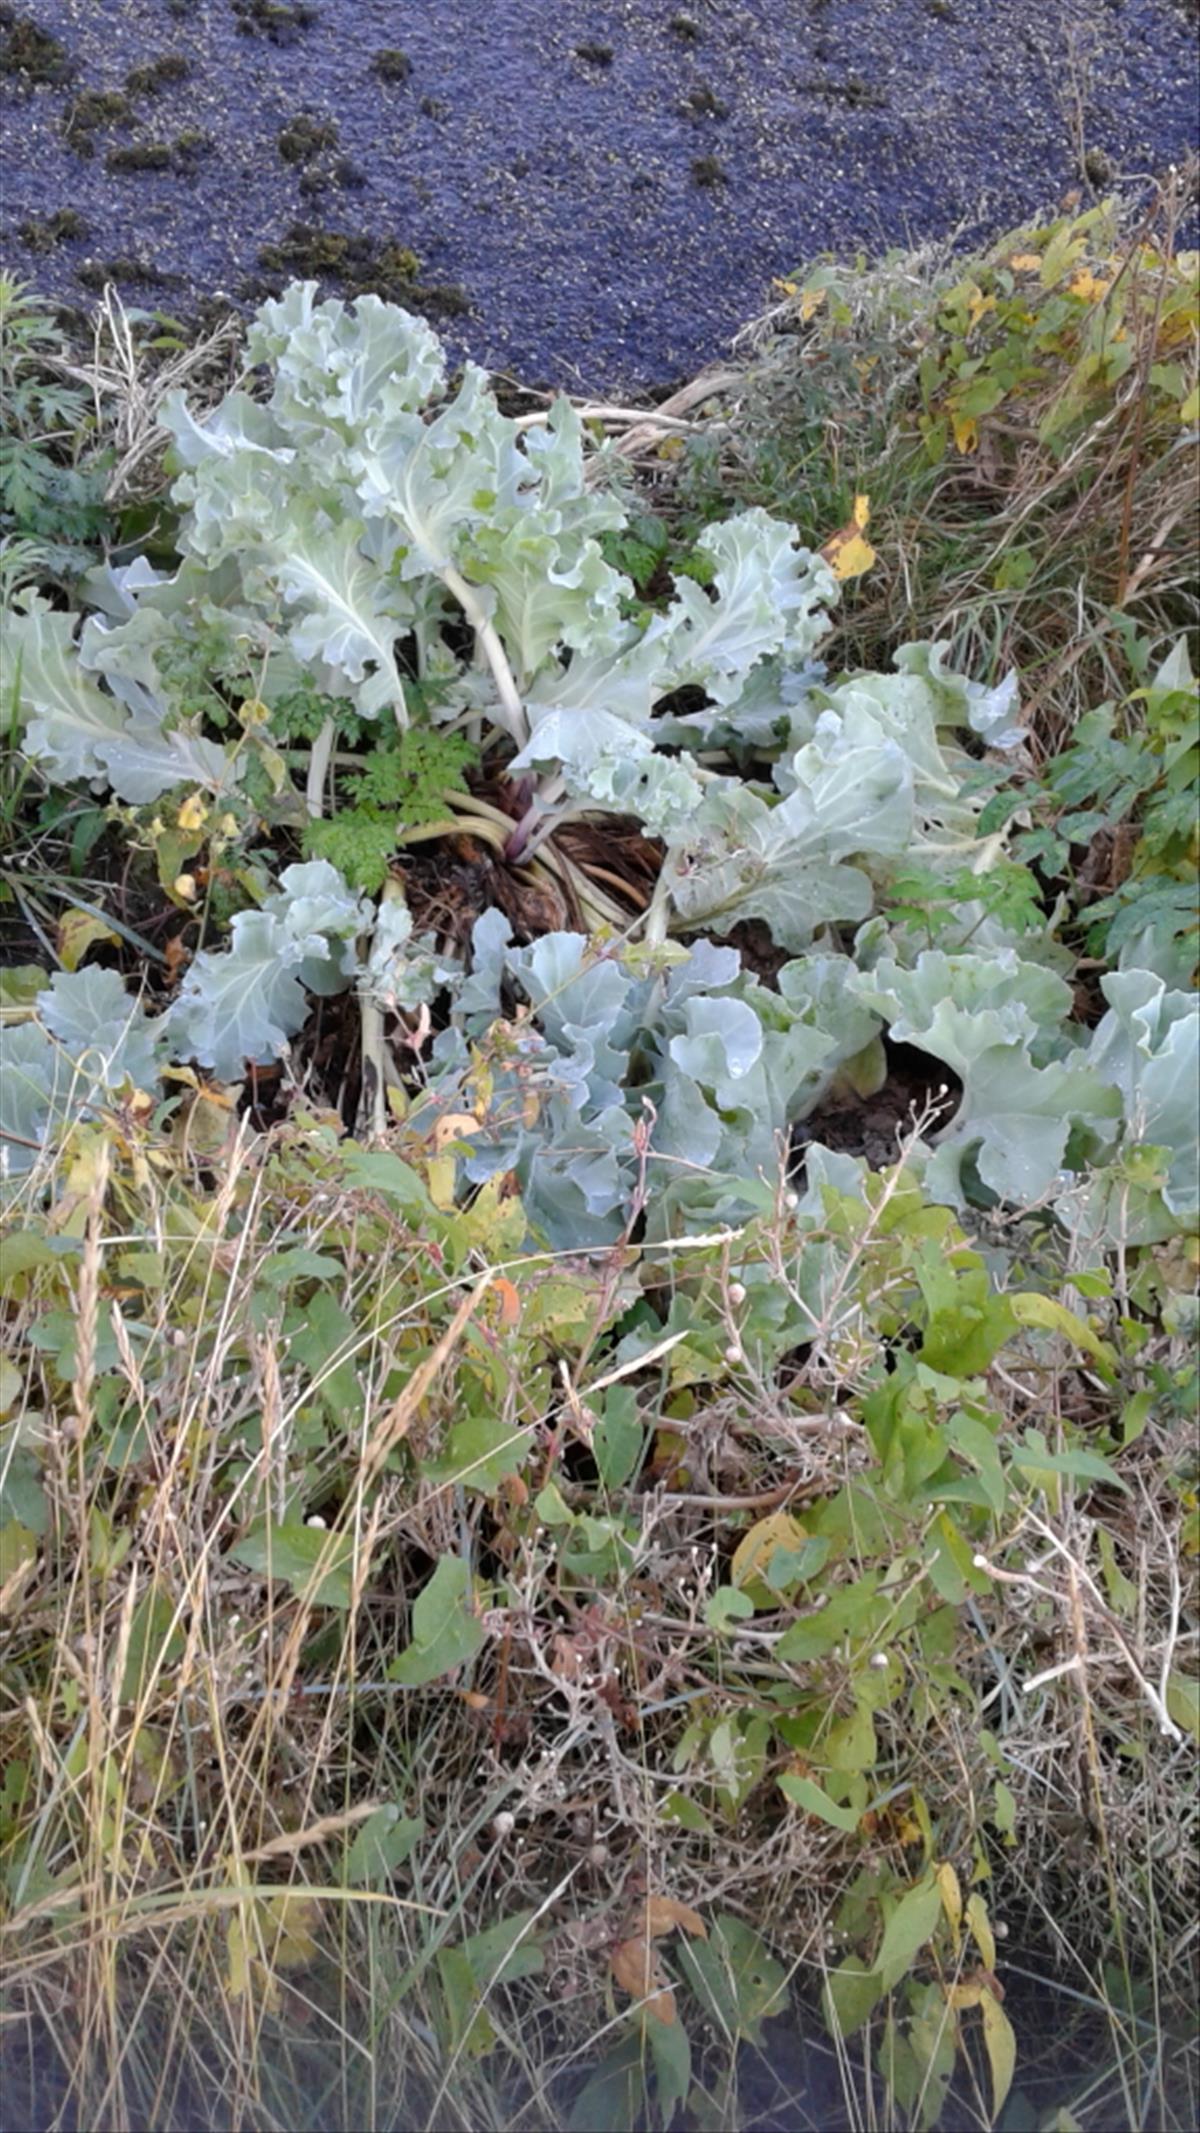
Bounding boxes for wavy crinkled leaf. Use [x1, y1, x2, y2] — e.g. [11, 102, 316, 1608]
[38, 968, 163, 1093]
[667, 709, 912, 948]
[1085, 969, 1199, 1220]
[664, 508, 837, 704]
[251, 283, 447, 437]
[272, 514, 415, 718]
[168, 863, 370, 1076]
[928, 1048, 1121, 1207]
[1, 973, 165, 1183]
[355, 361, 523, 578]
[852, 949, 1075, 1078]
[893, 640, 1024, 749]
[462, 399, 629, 681]
[510, 707, 704, 838]
[2, 595, 233, 803]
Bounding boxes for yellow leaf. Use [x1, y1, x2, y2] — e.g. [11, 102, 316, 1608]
[426, 1152, 458, 1210]
[1009, 253, 1042, 272]
[936, 1861, 963, 1947]
[965, 1890, 996, 1970]
[799, 285, 827, 323]
[611, 1936, 676, 2022]
[433, 1111, 483, 1153]
[656, 436, 684, 462]
[979, 1986, 1016, 2120]
[1008, 1291, 1116, 1373]
[172, 874, 198, 902]
[772, 277, 799, 297]
[177, 791, 209, 833]
[967, 285, 997, 330]
[240, 697, 270, 725]
[58, 907, 120, 973]
[730, 1509, 808, 1601]
[820, 494, 876, 581]
[262, 1890, 319, 1972]
[1068, 269, 1111, 304]
[644, 1894, 707, 1940]
[951, 410, 979, 453]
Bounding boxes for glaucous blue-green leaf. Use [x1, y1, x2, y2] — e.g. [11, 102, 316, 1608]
[2, 595, 233, 803]
[927, 1048, 1121, 1207]
[1087, 970, 1199, 1213]
[668, 994, 764, 1087]
[168, 862, 371, 1077]
[38, 968, 163, 1093]
[251, 283, 446, 436]
[511, 708, 704, 838]
[893, 640, 1024, 750]
[1, 973, 166, 1185]
[664, 508, 837, 704]
[355, 362, 522, 578]
[851, 948, 1075, 1078]
[271, 514, 414, 719]
[666, 707, 912, 949]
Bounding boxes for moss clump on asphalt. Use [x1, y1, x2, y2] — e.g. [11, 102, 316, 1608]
[691, 154, 727, 187]
[255, 224, 469, 315]
[679, 84, 728, 120]
[0, 8, 72, 84]
[124, 54, 189, 95]
[372, 48, 411, 83]
[278, 113, 339, 163]
[574, 42, 614, 66]
[106, 141, 173, 172]
[668, 13, 702, 40]
[232, 0, 319, 42]
[18, 207, 87, 249]
[77, 253, 181, 291]
[62, 89, 132, 155]
[799, 73, 888, 109]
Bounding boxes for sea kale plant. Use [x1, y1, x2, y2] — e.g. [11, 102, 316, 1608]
[2, 283, 1196, 1247]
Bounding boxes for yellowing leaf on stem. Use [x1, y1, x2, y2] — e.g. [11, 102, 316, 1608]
[1068, 269, 1111, 304]
[967, 286, 997, 330]
[799, 285, 827, 323]
[965, 1890, 997, 1969]
[1009, 252, 1042, 272]
[820, 494, 876, 581]
[731, 1509, 808, 1600]
[977, 1985, 1017, 2121]
[643, 1894, 707, 1940]
[951, 410, 979, 453]
[611, 1936, 676, 2023]
[936, 1861, 963, 1947]
[177, 791, 209, 833]
[58, 908, 120, 972]
[433, 1111, 483, 1152]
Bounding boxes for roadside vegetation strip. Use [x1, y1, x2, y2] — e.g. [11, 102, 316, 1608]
[0, 186, 1197, 2133]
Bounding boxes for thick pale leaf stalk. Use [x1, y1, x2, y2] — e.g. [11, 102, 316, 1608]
[358, 993, 389, 1139]
[306, 716, 337, 820]
[439, 564, 528, 745]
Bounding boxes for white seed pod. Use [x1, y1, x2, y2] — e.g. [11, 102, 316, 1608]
[491, 1811, 516, 1839]
[306, 1514, 327, 1530]
[724, 1343, 744, 1365]
[728, 1281, 747, 1305]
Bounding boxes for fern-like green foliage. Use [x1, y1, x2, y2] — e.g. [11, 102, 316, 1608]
[303, 728, 477, 890]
